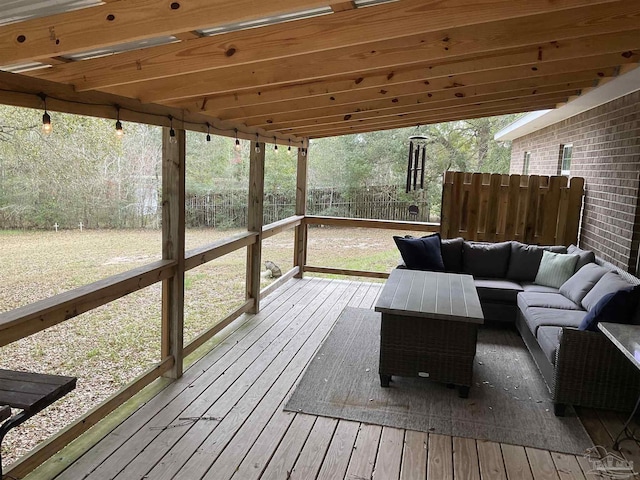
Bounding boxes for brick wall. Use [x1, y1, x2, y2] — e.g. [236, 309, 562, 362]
[510, 90, 640, 272]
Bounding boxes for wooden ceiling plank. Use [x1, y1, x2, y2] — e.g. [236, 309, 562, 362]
[28, 0, 622, 92]
[102, 2, 640, 103]
[282, 98, 566, 138]
[290, 98, 565, 137]
[244, 80, 597, 129]
[258, 89, 582, 131]
[305, 104, 549, 137]
[0, 70, 304, 145]
[295, 99, 563, 138]
[171, 31, 640, 114]
[221, 65, 619, 123]
[0, 0, 335, 65]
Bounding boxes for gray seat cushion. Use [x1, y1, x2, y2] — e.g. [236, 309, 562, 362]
[522, 307, 586, 335]
[520, 282, 560, 294]
[474, 278, 523, 303]
[517, 292, 582, 311]
[537, 326, 562, 365]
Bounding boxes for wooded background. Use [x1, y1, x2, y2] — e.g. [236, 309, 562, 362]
[0, 105, 517, 229]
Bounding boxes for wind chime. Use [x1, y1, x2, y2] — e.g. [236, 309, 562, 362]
[405, 135, 427, 193]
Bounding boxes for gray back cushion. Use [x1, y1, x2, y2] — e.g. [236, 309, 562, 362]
[506, 242, 566, 282]
[581, 271, 635, 311]
[559, 263, 609, 305]
[567, 244, 596, 272]
[441, 237, 463, 273]
[462, 241, 511, 278]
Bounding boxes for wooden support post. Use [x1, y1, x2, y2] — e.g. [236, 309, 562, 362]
[161, 127, 185, 379]
[246, 141, 265, 313]
[294, 146, 308, 278]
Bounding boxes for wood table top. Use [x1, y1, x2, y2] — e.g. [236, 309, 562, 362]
[0, 369, 77, 413]
[375, 269, 484, 324]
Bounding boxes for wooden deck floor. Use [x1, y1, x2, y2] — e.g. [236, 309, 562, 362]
[45, 277, 639, 480]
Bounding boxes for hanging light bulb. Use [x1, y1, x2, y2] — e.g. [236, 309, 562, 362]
[255, 133, 261, 153]
[169, 116, 177, 144]
[274, 137, 278, 151]
[206, 122, 211, 142]
[301, 147, 307, 157]
[288, 139, 292, 153]
[234, 129, 241, 152]
[39, 93, 52, 135]
[115, 105, 124, 138]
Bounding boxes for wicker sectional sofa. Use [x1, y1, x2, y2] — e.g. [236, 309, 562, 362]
[396, 237, 640, 415]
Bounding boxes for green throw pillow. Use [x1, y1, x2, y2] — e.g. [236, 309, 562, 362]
[534, 251, 579, 289]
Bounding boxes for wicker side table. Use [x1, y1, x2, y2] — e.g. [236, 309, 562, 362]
[375, 269, 484, 398]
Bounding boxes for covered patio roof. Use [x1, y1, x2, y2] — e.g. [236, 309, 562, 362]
[0, 0, 638, 141]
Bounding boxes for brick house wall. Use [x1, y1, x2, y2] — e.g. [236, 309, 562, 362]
[509, 91, 640, 273]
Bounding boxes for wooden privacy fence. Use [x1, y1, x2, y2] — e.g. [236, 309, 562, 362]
[440, 171, 584, 246]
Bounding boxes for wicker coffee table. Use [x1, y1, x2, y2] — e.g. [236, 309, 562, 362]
[375, 269, 484, 398]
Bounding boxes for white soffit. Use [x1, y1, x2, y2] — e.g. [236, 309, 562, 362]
[495, 65, 640, 141]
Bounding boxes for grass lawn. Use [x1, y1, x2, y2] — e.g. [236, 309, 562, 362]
[0, 226, 409, 467]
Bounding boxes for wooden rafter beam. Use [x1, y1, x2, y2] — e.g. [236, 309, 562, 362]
[0, 0, 338, 65]
[258, 89, 582, 131]
[95, 1, 640, 103]
[242, 80, 597, 130]
[27, 0, 621, 92]
[305, 105, 548, 138]
[170, 31, 640, 115]
[292, 97, 566, 138]
[219, 63, 623, 123]
[0, 70, 304, 146]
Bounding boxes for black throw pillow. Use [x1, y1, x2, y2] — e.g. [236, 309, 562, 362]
[393, 234, 445, 271]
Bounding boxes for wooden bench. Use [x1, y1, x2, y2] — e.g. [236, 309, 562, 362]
[0, 369, 76, 477]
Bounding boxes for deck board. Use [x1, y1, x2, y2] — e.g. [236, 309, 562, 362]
[43, 277, 629, 480]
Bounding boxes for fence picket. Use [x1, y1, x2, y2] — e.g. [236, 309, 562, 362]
[440, 172, 583, 245]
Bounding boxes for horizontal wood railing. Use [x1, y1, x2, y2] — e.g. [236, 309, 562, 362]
[262, 215, 304, 239]
[0, 260, 176, 348]
[302, 215, 440, 279]
[185, 231, 257, 271]
[304, 266, 390, 279]
[305, 215, 440, 232]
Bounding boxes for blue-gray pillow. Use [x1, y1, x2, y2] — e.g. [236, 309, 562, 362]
[393, 234, 445, 271]
[579, 285, 640, 331]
